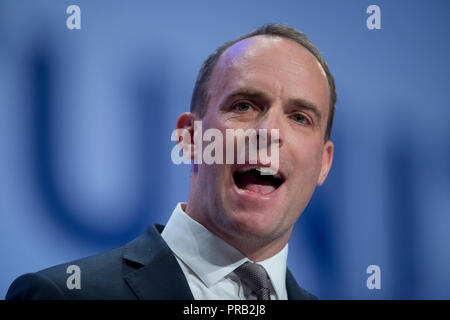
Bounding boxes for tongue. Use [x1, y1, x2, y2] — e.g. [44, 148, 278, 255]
[237, 171, 277, 195]
[245, 184, 276, 194]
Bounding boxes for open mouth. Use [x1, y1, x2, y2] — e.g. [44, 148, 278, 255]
[232, 166, 285, 195]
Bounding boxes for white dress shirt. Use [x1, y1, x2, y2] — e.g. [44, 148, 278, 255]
[161, 203, 288, 300]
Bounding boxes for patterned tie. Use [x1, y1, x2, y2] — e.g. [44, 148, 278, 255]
[234, 262, 271, 300]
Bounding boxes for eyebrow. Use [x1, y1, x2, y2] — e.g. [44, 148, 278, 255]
[222, 87, 271, 105]
[223, 87, 322, 122]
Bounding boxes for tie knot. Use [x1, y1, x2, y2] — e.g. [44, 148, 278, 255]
[234, 262, 271, 300]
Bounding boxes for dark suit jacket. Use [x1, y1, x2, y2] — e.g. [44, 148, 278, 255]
[6, 224, 317, 300]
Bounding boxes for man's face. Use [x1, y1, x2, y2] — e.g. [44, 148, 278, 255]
[189, 35, 333, 249]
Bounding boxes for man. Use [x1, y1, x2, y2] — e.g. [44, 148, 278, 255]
[6, 23, 335, 300]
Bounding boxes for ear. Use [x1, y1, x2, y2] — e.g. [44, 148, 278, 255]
[317, 140, 334, 186]
[176, 112, 196, 160]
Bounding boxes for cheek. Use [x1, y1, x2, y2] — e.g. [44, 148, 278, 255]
[199, 164, 222, 186]
[288, 138, 324, 180]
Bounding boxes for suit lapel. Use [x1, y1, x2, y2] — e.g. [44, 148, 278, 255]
[122, 224, 194, 300]
[286, 268, 317, 300]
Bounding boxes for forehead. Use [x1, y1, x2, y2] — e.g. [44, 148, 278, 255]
[208, 35, 330, 118]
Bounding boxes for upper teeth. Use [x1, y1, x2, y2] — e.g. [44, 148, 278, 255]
[237, 166, 281, 178]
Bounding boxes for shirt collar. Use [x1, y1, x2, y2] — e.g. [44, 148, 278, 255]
[161, 203, 288, 299]
[256, 245, 288, 300]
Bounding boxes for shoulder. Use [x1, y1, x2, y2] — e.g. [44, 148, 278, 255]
[6, 225, 166, 300]
[6, 245, 131, 300]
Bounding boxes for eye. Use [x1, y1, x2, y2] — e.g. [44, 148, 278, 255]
[233, 102, 252, 112]
[291, 113, 311, 125]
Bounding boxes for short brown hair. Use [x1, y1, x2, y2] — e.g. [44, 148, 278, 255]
[190, 23, 337, 141]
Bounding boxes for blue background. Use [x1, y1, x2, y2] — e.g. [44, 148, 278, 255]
[1, 0, 449, 299]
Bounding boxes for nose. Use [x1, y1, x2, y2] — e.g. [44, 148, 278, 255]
[255, 108, 283, 149]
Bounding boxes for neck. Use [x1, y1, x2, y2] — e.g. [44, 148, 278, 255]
[225, 231, 291, 262]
